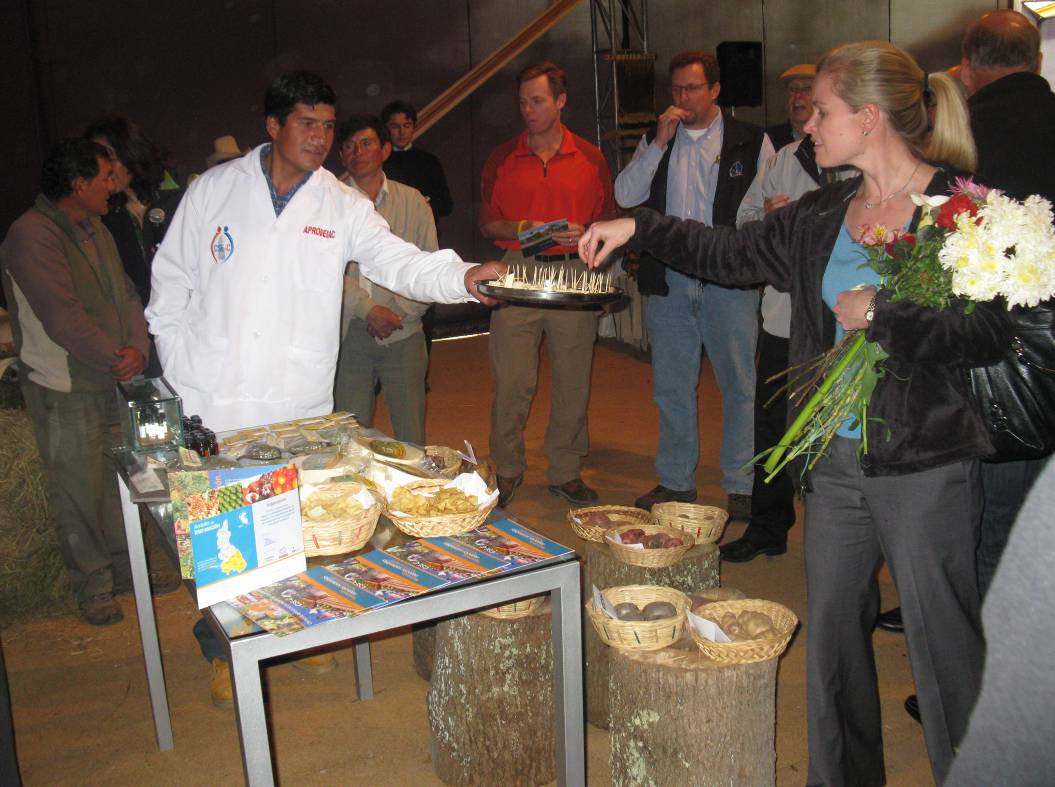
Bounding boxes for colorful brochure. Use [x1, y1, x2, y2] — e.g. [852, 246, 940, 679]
[519, 218, 569, 257]
[456, 518, 574, 567]
[323, 550, 449, 602]
[387, 536, 507, 583]
[170, 463, 306, 608]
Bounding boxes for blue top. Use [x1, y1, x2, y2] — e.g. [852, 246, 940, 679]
[821, 222, 882, 438]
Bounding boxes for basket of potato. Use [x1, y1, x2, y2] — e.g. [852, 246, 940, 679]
[689, 599, 799, 664]
[384, 478, 497, 537]
[478, 595, 546, 620]
[567, 505, 656, 543]
[300, 481, 382, 557]
[585, 584, 690, 652]
[651, 502, 729, 544]
[605, 523, 695, 568]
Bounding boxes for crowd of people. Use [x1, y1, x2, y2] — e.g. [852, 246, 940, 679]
[1, 6, 1052, 784]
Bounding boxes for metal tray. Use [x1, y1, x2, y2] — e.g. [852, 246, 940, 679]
[477, 280, 623, 307]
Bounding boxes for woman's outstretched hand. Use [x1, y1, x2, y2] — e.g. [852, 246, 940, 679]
[578, 218, 637, 269]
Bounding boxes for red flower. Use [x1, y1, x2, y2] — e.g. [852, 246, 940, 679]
[937, 193, 979, 230]
[884, 232, 916, 257]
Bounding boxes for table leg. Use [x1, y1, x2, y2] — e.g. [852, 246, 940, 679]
[551, 563, 585, 786]
[230, 645, 274, 787]
[354, 640, 374, 700]
[118, 474, 173, 751]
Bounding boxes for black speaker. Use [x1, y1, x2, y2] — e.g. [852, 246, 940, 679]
[716, 41, 763, 107]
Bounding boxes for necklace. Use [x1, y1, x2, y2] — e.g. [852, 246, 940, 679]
[863, 160, 921, 209]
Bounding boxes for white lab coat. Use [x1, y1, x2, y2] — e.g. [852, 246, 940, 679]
[146, 145, 474, 431]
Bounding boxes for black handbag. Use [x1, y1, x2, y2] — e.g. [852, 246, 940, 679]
[969, 300, 1055, 461]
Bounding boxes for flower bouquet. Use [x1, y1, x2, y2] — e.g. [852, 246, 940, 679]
[760, 178, 1055, 480]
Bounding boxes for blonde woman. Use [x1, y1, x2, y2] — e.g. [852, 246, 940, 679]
[580, 41, 1009, 785]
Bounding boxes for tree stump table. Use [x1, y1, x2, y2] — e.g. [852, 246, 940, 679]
[583, 540, 719, 729]
[609, 636, 779, 786]
[427, 602, 555, 785]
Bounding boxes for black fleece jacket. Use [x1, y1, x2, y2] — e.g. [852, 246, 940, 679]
[630, 168, 1011, 476]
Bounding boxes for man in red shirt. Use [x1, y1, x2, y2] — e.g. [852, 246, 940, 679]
[480, 62, 616, 507]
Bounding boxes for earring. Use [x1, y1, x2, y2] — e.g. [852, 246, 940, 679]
[862, 129, 870, 136]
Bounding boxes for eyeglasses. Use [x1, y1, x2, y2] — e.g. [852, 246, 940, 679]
[671, 83, 709, 96]
[786, 84, 813, 96]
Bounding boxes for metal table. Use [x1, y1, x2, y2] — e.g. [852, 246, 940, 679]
[115, 453, 585, 786]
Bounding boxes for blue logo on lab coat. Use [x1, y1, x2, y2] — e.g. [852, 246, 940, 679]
[210, 225, 235, 263]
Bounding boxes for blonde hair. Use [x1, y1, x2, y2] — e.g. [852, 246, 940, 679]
[817, 41, 975, 172]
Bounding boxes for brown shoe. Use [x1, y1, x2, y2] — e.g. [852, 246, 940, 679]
[79, 593, 123, 626]
[292, 653, 338, 675]
[497, 473, 524, 508]
[548, 478, 599, 506]
[210, 658, 233, 709]
[727, 493, 752, 522]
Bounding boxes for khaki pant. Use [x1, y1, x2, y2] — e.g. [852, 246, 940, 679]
[488, 250, 599, 485]
[22, 379, 130, 602]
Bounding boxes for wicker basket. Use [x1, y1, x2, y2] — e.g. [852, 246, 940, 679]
[585, 585, 690, 652]
[605, 523, 695, 568]
[302, 500, 381, 557]
[477, 595, 546, 620]
[567, 505, 655, 543]
[384, 479, 496, 538]
[689, 599, 799, 664]
[651, 502, 729, 544]
[423, 445, 464, 480]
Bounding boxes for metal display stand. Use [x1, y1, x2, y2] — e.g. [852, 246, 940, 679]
[115, 453, 585, 786]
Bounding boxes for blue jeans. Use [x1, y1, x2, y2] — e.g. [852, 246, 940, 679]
[646, 269, 757, 493]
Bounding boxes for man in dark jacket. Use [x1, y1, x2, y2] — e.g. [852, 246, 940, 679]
[962, 8, 1054, 598]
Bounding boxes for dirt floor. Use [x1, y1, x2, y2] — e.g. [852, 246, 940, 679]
[3, 334, 935, 785]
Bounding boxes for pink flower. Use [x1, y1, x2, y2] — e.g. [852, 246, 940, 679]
[953, 176, 994, 200]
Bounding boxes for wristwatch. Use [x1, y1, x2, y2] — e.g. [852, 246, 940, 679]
[864, 294, 877, 323]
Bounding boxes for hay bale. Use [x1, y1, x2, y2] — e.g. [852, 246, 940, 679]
[0, 409, 73, 625]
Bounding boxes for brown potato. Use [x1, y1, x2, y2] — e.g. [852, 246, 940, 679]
[642, 601, 678, 620]
[739, 611, 776, 638]
[613, 602, 644, 621]
[583, 511, 613, 528]
[620, 528, 646, 544]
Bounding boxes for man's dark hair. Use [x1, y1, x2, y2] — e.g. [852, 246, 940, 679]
[381, 100, 418, 125]
[83, 115, 165, 202]
[517, 62, 567, 98]
[669, 51, 720, 85]
[337, 114, 390, 148]
[41, 138, 108, 200]
[264, 71, 337, 125]
[962, 10, 1041, 71]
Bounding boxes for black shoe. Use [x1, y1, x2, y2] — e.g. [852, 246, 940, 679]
[720, 537, 787, 563]
[875, 607, 904, 633]
[497, 474, 523, 508]
[548, 478, 599, 507]
[634, 484, 696, 511]
[904, 694, 920, 724]
[79, 593, 123, 626]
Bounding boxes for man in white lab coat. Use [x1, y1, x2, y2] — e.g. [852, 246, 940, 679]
[147, 70, 498, 433]
[146, 71, 500, 707]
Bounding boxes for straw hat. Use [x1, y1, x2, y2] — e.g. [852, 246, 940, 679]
[206, 135, 244, 167]
[780, 63, 817, 82]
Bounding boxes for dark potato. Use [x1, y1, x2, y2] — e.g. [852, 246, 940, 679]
[613, 601, 644, 621]
[642, 601, 678, 620]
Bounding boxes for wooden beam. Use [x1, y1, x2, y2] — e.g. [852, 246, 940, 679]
[414, 0, 585, 137]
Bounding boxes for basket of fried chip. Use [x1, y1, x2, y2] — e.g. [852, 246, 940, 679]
[478, 595, 546, 620]
[383, 474, 498, 537]
[605, 523, 694, 568]
[586, 584, 690, 652]
[299, 480, 381, 557]
[651, 502, 729, 544]
[567, 505, 655, 543]
[688, 599, 798, 664]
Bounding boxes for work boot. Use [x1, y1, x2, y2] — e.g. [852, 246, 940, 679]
[79, 593, 123, 626]
[497, 473, 524, 508]
[292, 653, 338, 675]
[210, 659, 233, 709]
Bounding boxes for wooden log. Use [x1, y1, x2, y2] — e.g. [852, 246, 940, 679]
[583, 541, 719, 729]
[411, 622, 436, 682]
[428, 602, 555, 786]
[609, 637, 779, 786]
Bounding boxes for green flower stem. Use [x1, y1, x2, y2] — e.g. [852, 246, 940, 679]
[762, 332, 868, 477]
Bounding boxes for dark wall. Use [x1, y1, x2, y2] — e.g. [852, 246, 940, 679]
[3, 0, 999, 261]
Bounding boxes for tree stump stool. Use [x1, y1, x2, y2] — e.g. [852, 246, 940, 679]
[412, 622, 436, 681]
[427, 601, 555, 786]
[609, 636, 779, 786]
[583, 541, 719, 729]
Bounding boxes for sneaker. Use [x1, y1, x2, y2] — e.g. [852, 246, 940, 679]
[548, 478, 599, 506]
[79, 593, 123, 626]
[633, 485, 697, 511]
[727, 493, 752, 522]
[292, 653, 338, 675]
[497, 473, 524, 508]
[210, 658, 233, 709]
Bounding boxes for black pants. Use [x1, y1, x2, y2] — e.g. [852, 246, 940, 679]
[744, 331, 796, 544]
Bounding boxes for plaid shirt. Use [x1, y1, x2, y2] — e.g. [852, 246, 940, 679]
[259, 144, 312, 216]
